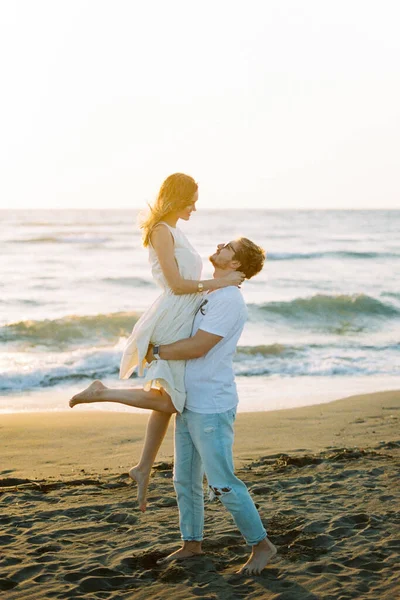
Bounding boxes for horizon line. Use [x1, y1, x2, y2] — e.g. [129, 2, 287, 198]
[1, 207, 400, 212]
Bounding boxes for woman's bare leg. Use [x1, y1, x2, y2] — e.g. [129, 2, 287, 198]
[69, 380, 177, 413]
[69, 380, 175, 512]
[129, 410, 172, 512]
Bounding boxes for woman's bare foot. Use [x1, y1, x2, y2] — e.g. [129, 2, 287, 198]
[128, 466, 151, 512]
[237, 537, 277, 575]
[157, 542, 204, 565]
[69, 380, 107, 408]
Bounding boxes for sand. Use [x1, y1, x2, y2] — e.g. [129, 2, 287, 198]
[1, 389, 399, 599]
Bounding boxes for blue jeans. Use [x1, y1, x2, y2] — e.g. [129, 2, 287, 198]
[173, 408, 267, 546]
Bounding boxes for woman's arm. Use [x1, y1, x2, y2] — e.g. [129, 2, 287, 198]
[150, 224, 242, 295]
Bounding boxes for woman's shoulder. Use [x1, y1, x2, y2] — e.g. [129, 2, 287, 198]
[150, 222, 195, 253]
[149, 222, 175, 244]
[151, 221, 175, 233]
[156, 220, 174, 229]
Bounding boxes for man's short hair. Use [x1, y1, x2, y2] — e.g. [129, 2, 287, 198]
[234, 237, 266, 279]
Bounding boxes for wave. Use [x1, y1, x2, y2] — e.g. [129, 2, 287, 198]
[1, 312, 140, 347]
[234, 341, 400, 378]
[0, 347, 125, 392]
[234, 364, 386, 378]
[19, 221, 127, 228]
[0, 298, 42, 306]
[236, 341, 400, 356]
[268, 251, 400, 261]
[12, 235, 110, 244]
[251, 294, 400, 322]
[382, 292, 400, 302]
[101, 277, 154, 287]
[2, 293, 399, 350]
[236, 344, 293, 357]
[2, 341, 399, 392]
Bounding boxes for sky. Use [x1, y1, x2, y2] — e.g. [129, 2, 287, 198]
[1, 0, 400, 210]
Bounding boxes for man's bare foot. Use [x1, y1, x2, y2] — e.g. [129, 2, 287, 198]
[69, 380, 107, 408]
[237, 537, 277, 575]
[157, 542, 204, 565]
[128, 466, 151, 512]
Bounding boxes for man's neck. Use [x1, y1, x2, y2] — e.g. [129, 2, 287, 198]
[213, 267, 234, 279]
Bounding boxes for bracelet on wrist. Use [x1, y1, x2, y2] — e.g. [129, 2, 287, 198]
[197, 282, 204, 293]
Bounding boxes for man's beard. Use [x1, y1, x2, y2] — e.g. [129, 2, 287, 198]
[209, 254, 230, 269]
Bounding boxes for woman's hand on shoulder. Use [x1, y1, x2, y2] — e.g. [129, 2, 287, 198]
[219, 271, 246, 288]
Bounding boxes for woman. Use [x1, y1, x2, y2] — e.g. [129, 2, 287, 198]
[69, 173, 244, 511]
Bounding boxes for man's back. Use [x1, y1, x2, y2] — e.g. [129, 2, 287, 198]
[184, 286, 247, 414]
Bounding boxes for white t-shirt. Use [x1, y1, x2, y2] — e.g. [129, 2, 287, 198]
[184, 286, 247, 414]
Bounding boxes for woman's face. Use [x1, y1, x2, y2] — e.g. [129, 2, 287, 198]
[177, 189, 198, 221]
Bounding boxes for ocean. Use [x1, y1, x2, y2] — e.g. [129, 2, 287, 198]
[1, 209, 400, 414]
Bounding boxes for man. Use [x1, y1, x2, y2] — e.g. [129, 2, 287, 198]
[146, 237, 277, 575]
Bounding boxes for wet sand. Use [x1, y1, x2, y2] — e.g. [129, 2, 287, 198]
[1, 389, 399, 599]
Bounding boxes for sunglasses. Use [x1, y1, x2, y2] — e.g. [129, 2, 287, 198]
[221, 242, 237, 255]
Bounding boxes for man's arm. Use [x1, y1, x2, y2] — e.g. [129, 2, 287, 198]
[146, 329, 222, 363]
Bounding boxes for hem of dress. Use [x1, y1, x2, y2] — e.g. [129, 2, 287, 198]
[143, 376, 185, 414]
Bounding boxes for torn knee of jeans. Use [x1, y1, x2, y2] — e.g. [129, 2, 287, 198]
[208, 485, 232, 501]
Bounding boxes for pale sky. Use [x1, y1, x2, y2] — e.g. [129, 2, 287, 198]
[1, 0, 399, 210]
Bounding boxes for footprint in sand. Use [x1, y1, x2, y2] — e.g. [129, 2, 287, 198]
[0, 578, 18, 591]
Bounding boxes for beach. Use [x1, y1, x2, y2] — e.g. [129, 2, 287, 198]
[1, 389, 399, 599]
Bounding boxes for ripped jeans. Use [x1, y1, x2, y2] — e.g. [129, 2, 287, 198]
[173, 408, 267, 546]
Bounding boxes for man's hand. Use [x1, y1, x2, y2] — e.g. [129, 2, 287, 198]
[145, 344, 154, 364]
[145, 330, 223, 363]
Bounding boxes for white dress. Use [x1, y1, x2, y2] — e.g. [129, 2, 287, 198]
[119, 223, 203, 413]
